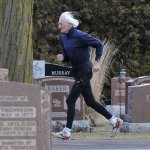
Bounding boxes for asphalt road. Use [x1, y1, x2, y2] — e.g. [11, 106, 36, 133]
[52, 139, 150, 150]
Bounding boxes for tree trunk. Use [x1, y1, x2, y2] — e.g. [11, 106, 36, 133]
[0, 0, 34, 83]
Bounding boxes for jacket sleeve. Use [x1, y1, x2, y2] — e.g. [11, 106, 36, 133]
[80, 33, 103, 61]
[61, 38, 70, 62]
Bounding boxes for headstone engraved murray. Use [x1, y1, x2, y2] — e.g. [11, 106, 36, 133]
[34, 77, 84, 121]
[33, 61, 73, 78]
[0, 81, 51, 150]
[45, 63, 73, 77]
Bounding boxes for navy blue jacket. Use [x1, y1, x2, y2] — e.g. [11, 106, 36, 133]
[61, 27, 103, 66]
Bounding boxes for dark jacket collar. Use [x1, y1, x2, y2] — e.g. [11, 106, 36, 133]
[65, 27, 74, 36]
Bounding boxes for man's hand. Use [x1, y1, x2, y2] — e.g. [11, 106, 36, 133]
[57, 54, 64, 62]
[92, 61, 100, 72]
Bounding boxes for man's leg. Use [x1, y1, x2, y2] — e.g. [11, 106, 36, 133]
[52, 78, 85, 140]
[82, 81, 123, 137]
[82, 81, 112, 119]
[66, 79, 85, 129]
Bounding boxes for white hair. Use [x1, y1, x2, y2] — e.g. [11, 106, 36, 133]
[59, 11, 79, 28]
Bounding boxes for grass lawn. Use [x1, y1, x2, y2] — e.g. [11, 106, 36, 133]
[71, 125, 150, 140]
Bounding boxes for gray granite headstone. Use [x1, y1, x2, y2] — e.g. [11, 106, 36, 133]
[125, 76, 150, 113]
[34, 77, 85, 121]
[0, 81, 51, 150]
[111, 77, 130, 105]
[128, 84, 150, 123]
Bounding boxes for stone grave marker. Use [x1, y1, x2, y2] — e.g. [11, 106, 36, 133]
[0, 81, 52, 150]
[45, 63, 73, 77]
[125, 76, 150, 113]
[111, 77, 130, 105]
[128, 84, 150, 123]
[34, 77, 85, 121]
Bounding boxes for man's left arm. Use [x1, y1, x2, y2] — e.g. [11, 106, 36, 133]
[80, 33, 103, 72]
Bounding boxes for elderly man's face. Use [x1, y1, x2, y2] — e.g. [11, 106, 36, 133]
[58, 17, 72, 33]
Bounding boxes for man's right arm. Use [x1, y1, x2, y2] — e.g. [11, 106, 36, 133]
[60, 36, 70, 62]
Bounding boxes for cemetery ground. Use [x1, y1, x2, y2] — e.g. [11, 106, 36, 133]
[53, 123, 150, 141]
[52, 121, 150, 150]
[71, 126, 150, 140]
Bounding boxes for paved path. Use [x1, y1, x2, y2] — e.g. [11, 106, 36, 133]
[52, 139, 150, 150]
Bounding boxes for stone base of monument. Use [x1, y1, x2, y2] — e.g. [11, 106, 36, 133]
[52, 119, 150, 134]
[106, 105, 125, 118]
[52, 120, 92, 133]
[121, 122, 150, 133]
[106, 105, 150, 133]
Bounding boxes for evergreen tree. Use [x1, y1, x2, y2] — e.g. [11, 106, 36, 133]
[33, 0, 150, 99]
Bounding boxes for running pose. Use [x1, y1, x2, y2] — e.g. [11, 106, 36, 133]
[52, 11, 123, 141]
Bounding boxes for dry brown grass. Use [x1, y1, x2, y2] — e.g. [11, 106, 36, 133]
[71, 126, 150, 140]
[71, 119, 150, 140]
[90, 40, 119, 100]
